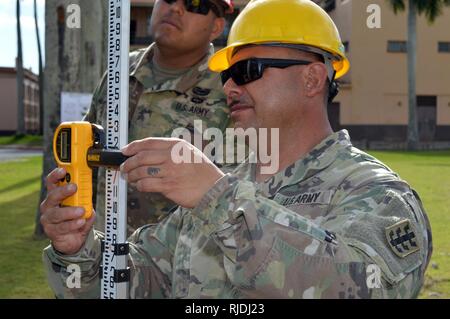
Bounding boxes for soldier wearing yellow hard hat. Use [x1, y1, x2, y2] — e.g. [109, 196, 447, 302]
[210, 0, 349, 76]
[210, 0, 350, 101]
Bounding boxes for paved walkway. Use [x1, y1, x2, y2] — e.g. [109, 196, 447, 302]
[0, 147, 43, 162]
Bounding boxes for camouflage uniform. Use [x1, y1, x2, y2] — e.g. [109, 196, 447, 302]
[84, 43, 231, 234]
[43, 130, 432, 298]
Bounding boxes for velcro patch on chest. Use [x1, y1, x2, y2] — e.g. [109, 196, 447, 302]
[385, 219, 420, 258]
[273, 191, 333, 206]
[175, 102, 210, 118]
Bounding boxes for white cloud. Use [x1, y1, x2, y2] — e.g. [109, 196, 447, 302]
[0, 0, 45, 71]
[0, 0, 45, 25]
[0, 0, 45, 17]
[0, 13, 44, 29]
[16, 0, 45, 8]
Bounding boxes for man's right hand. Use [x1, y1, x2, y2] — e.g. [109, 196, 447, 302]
[40, 167, 95, 255]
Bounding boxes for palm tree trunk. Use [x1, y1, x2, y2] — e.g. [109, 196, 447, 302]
[34, 0, 44, 136]
[407, 0, 419, 150]
[16, 0, 25, 136]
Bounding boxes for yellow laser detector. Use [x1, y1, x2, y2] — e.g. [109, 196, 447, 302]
[53, 121, 129, 219]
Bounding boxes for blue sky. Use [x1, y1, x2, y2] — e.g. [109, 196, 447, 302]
[0, 0, 45, 74]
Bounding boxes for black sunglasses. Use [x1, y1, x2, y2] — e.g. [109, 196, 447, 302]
[220, 58, 312, 86]
[162, 0, 222, 17]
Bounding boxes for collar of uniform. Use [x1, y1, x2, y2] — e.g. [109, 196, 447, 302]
[131, 43, 215, 93]
[257, 130, 352, 198]
[232, 152, 257, 181]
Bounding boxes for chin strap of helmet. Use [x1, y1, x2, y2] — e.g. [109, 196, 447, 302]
[324, 58, 339, 103]
[328, 79, 339, 104]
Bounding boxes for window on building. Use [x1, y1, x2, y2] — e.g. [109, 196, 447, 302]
[438, 42, 450, 53]
[323, 0, 336, 12]
[313, 0, 336, 12]
[24, 85, 29, 102]
[387, 41, 407, 53]
[417, 96, 437, 142]
[130, 20, 137, 44]
[130, 7, 153, 46]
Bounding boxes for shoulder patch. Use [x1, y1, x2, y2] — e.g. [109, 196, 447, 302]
[385, 220, 420, 258]
[192, 87, 211, 96]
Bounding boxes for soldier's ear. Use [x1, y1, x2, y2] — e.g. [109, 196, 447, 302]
[209, 17, 225, 42]
[303, 63, 328, 98]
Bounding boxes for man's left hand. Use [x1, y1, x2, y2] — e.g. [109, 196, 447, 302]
[121, 138, 225, 208]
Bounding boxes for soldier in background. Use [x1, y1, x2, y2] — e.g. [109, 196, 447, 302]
[42, 0, 235, 235]
[42, 0, 432, 298]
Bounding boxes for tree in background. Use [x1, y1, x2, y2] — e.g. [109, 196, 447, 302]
[16, 0, 25, 136]
[34, 0, 44, 136]
[387, 0, 450, 150]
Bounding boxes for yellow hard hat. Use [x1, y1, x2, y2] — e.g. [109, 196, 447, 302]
[209, 0, 350, 79]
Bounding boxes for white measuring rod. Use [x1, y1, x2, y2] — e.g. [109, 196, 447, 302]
[101, 0, 130, 299]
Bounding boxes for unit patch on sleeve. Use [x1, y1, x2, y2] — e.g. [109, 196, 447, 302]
[385, 219, 420, 258]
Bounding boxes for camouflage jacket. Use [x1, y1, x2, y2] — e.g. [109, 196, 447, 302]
[83, 43, 230, 234]
[43, 130, 432, 298]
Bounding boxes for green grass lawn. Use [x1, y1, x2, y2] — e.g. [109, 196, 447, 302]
[0, 156, 53, 298]
[0, 135, 43, 147]
[0, 151, 449, 298]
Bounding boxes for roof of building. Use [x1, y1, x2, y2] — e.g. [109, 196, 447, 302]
[0, 67, 39, 82]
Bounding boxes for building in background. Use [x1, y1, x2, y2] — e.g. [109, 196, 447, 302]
[314, 0, 450, 147]
[0, 67, 40, 135]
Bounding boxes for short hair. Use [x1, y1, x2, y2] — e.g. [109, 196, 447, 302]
[209, 0, 225, 18]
